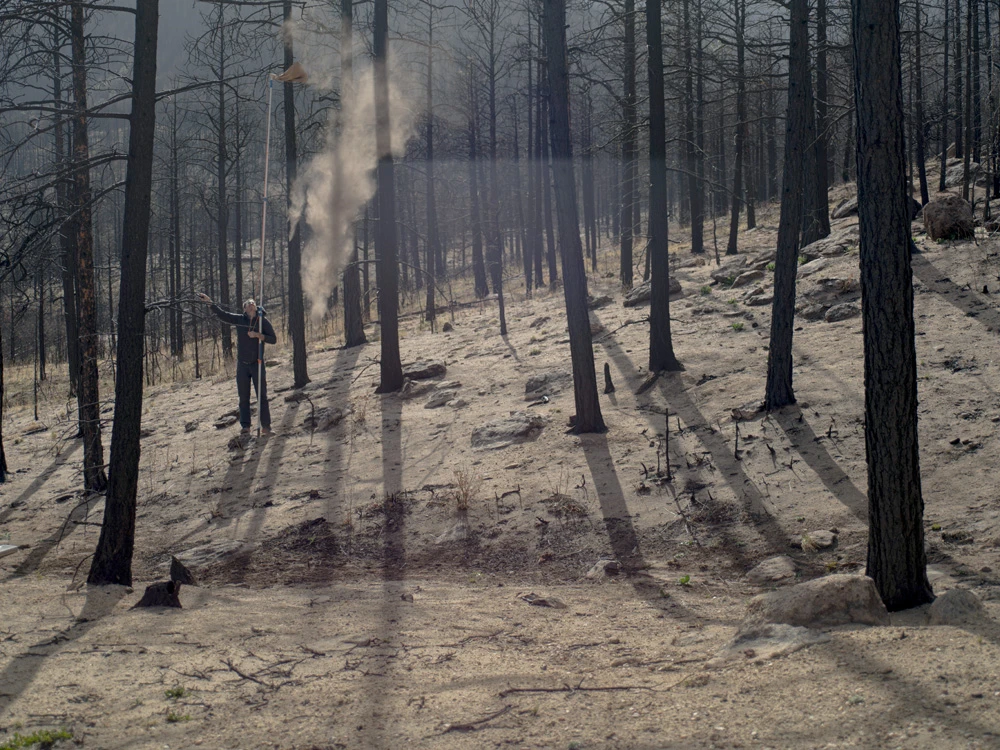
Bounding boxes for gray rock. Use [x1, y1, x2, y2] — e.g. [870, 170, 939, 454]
[400, 378, 434, 400]
[730, 270, 765, 288]
[928, 588, 986, 626]
[745, 574, 890, 628]
[622, 277, 682, 307]
[402, 360, 447, 380]
[174, 540, 244, 575]
[747, 556, 797, 585]
[923, 193, 975, 241]
[833, 194, 920, 221]
[798, 257, 833, 277]
[472, 411, 549, 449]
[424, 390, 457, 409]
[709, 257, 748, 284]
[802, 530, 838, 551]
[184, 420, 200, 433]
[744, 290, 773, 307]
[832, 196, 859, 219]
[525, 372, 572, 401]
[586, 559, 621, 579]
[944, 161, 980, 189]
[715, 623, 831, 664]
[588, 295, 614, 310]
[800, 226, 860, 261]
[797, 303, 829, 322]
[824, 303, 860, 323]
[214, 415, 238, 429]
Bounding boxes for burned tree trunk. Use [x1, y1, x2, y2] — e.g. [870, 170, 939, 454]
[88, 0, 159, 586]
[340, 0, 366, 350]
[852, 0, 933, 611]
[373, 0, 403, 393]
[647, 0, 681, 372]
[543, 0, 605, 433]
[71, 0, 107, 492]
[764, 0, 809, 411]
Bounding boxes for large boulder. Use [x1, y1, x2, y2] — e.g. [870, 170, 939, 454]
[744, 574, 890, 628]
[923, 193, 975, 241]
[944, 161, 980, 189]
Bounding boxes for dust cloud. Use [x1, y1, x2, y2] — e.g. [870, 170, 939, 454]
[285, 33, 419, 321]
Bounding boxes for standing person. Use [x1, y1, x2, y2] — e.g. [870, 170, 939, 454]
[196, 293, 276, 434]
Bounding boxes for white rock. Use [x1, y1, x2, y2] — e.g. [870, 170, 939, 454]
[745, 574, 890, 628]
[747, 556, 797, 585]
[928, 588, 985, 626]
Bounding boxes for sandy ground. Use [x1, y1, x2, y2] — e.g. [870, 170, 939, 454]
[4, 191, 1000, 749]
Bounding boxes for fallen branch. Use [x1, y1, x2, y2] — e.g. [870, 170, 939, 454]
[441, 704, 512, 733]
[499, 681, 653, 698]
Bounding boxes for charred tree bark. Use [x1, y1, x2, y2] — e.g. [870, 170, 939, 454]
[52, 19, 80, 401]
[726, 0, 747, 256]
[340, 0, 366, 350]
[812, 0, 831, 237]
[88, 0, 158, 585]
[648, 0, 681, 372]
[764, 0, 809, 411]
[543, 0, 605, 433]
[620, 0, 636, 287]
[940, 0, 951, 192]
[852, 0, 933, 612]
[682, 0, 704, 254]
[71, 1, 107, 492]
[373, 0, 403, 393]
[914, 0, 930, 205]
[468, 90, 489, 298]
[424, 8, 441, 324]
[0, 321, 7, 483]
[215, 14, 232, 360]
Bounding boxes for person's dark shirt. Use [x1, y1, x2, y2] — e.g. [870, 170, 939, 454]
[209, 305, 277, 363]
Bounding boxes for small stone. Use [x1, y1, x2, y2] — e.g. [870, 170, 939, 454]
[520, 592, 567, 609]
[402, 360, 447, 380]
[730, 270, 765, 288]
[424, 390, 456, 409]
[802, 530, 837, 552]
[824, 303, 860, 323]
[184, 420, 200, 433]
[586, 559, 621, 579]
[747, 556, 797, 585]
[442, 322, 453, 332]
[928, 589, 985, 625]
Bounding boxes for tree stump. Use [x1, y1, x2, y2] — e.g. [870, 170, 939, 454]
[132, 581, 182, 609]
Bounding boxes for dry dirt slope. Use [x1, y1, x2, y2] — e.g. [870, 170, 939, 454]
[2, 216, 1000, 749]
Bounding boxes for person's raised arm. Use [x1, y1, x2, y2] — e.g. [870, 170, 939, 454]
[196, 292, 244, 326]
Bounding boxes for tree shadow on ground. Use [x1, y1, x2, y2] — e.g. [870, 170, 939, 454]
[0, 441, 82, 527]
[0, 584, 127, 713]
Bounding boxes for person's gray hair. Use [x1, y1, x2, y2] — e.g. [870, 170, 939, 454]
[242, 298, 256, 309]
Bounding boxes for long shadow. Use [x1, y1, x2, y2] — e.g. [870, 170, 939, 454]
[360, 393, 405, 749]
[912, 252, 1000, 330]
[0, 442, 82, 527]
[773, 409, 868, 521]
[4, 494, 103, 580]
[597, 331, 790, 565]
[0, 584, 126, 712]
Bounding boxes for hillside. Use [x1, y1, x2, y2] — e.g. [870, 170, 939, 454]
[2, 205, 1000, 749]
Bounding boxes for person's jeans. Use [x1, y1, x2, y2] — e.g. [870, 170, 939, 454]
[236, 360, 271, 429]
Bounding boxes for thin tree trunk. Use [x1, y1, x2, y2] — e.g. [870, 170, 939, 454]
[963, 0, 974, 201]
[424, 7, 440, 323]
[621, 0, 636, 287]
[764, 0, 809, 411]
[955, 0, 964, 158]
[88, 0, 158, 585]
[941, 0, 951, 191]
[52, 18, 80, 400]
[852, 0, 933, 612]
[469, 90, 489, 298]
[813, 0, 831, 236]
[914, 0, 930, 205]
[71, 0, 107, 492]
[647, 0, 681, 372]
[340, 0, 366, 349]
[373, 0, 403, 393]
[727, 0, 747, 255]
[543, 0, 605, 433]
[216, 14, 232, 360]
[0, 314, 7, 482]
